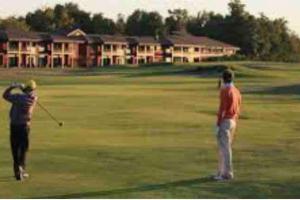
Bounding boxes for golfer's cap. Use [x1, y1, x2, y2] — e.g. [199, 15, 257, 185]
[25, 80, 37, 90]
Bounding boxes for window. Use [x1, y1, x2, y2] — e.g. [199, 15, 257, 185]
[54, 43, 62, 51]
[21, 42, 27, 51]
[173, 57, 182, 63]
[138, 45, 145, 52]
[194, 57, 200, 63]
[183, 47, 189, 52]
[146, 46, 151, 52]
[174, 47, 181, 52]
[104, 45, 111, 52]
[65, 43, 69, 51]
[138, 58, 145, 64]
[194, 47, 200, 52]
[113, 45, 117, 52]
[9, 42, 18, 50]
[9, 56, 18, 67]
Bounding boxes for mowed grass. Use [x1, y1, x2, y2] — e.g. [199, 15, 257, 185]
[0, 62, 299, 198]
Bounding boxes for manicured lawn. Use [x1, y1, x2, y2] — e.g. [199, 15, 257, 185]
[0, 62, 299, 198]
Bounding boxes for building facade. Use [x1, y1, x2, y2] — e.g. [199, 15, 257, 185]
[0, 28, 240, 68]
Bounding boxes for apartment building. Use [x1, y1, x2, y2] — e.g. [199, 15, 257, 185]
[160, 32, 239, 63]
[0, 28, 239, 68]
[67, 29, 128, 67]
[127, 36, 163, 64]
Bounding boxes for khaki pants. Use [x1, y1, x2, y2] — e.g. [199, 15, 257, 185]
[217, 119, 236, 178]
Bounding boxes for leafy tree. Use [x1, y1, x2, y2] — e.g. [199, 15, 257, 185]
[26, 7, 55, 32]
[65, 3, 92, 32]
[91, 13, 117, 34]
[187, 11, 225, 39]
[165, 9, 189, 33]
[125, 10, 163, 36]
[0, 16, 29, 31]
[53, 4, 74, 29]
[116, 14, 126, 34]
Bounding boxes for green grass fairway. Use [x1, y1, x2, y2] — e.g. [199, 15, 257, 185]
[0, 62, 300, 198]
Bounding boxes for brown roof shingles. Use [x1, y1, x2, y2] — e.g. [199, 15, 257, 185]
[161, 33, 239, 49]
[99, 35, 128, 44]
[50, 34, 85, 43]
[127, 36, 160, 45]
[0, 28, 46, 42]
[0, 28, 239, 49]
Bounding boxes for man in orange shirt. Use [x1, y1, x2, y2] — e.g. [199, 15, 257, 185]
[214, 69, 242, 181]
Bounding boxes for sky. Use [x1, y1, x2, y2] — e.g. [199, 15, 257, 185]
[0, 0, 299, 35]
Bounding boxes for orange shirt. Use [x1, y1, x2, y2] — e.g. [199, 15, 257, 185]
[217, 84, 242, 126]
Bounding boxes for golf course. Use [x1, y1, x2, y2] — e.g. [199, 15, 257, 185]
[0, 61, 299, 198]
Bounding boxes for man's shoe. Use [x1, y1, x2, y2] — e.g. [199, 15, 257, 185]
[14, 168, 23, 181]
[210, 172, 221, 180]
[19, 166, 30, 179]
[22, 172, 29, 179]
[213, 175, 225, 181]
[18, 166, 26, 180]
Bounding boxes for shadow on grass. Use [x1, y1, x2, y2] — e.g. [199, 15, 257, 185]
[245, 84, 300, 96]
[35, 177, 213, 198]
[124, 65, 229, 78]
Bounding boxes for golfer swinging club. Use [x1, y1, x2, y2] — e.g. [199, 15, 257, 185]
[3, 80, 38, 181]
[214, 69, 242, 181]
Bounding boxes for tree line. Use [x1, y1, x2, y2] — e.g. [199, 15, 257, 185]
[0, 0, 299, 62]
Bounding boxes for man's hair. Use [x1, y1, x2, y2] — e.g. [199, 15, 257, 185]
[22, 87, 33, 94]
[222, 69, 234, 83]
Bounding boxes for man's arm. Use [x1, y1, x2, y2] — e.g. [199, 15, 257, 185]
[217, 89, 228, 126]
[238, 91, 242, 116]
[3, 84, 23, 103]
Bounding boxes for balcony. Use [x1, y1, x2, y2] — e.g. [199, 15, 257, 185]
[53, 48, 63, 53]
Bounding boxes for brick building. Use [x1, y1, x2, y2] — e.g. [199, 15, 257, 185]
[0, 28, 239, 68]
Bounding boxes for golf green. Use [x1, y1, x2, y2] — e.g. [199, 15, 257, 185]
[0, 62, 299, 198]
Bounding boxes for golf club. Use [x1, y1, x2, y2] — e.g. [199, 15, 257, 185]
[37, 101, 64, 127]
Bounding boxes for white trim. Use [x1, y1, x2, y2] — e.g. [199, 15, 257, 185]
[67, 29, 86, 37]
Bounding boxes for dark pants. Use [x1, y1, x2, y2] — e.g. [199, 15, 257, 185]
[10, 124, 30, 179]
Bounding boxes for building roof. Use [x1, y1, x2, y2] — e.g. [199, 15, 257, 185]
[0, 28, 239, 49]
[127, 36, 160, 45]
[84, 34, 102, 44]
[0, 28, 47, 42]
[99, 35, 128, 44]
[160, 32, 239, 49]
[0, 28, 85, 43]
[50, 34, 85, 43]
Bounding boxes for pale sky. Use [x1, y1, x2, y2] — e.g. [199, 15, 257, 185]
[0, 0, 299, 35]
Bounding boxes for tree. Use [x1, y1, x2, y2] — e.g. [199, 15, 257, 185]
[91, 13, 117, 34]
[222, 0, 259, 55]
[0, 16, 29, 31]
[53, 4, 74, 29]
[125, 10, 163, 36]
[187, 11, 225, 39]
[116, 14, 126, 34]
[26, 7, 55, 32]
[65, 3, 92, 32]
[165, 9, 189, 33]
